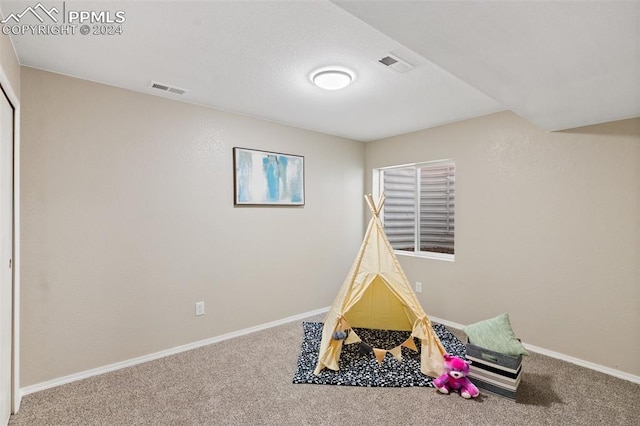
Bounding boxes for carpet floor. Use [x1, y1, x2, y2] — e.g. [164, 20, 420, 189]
[9, 314, 640, 425]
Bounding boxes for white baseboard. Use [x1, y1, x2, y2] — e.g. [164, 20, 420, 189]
[429, 315, 466, 331]
[21, 306, 330, 397]
[21, 308, 638, 397]
[521, 343, 640, 384]
[429, 315, 640, 385]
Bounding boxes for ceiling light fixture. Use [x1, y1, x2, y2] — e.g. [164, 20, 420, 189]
[312, 69, 353, 90]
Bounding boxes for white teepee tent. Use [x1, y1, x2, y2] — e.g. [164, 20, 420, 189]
[314, 195, 446, 377]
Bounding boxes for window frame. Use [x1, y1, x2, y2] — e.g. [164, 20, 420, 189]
[374, 159, 455, 262]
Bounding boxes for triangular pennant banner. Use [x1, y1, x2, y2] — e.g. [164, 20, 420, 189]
[373, 348, 387, 365]
[389, 346, 402, 362]
[358, 343, 372, 356]
[401, 336, 418, 351]
[344, 329, 361, 345]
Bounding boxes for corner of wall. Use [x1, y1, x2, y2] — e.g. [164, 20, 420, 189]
[0, 21, 20, 100]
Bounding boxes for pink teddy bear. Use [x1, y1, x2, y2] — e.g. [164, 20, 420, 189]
[433, 354, 480, 399]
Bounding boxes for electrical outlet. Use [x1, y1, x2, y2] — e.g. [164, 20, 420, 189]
[415, 282, 422, 293]
[195, 301, 205, 316]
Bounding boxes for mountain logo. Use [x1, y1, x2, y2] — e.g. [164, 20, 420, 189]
[1, 2, 59, 24]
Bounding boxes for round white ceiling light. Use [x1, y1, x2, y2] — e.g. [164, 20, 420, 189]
[312, 69, 353, 90]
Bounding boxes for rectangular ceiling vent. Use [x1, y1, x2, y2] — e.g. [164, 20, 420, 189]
[378, 53, 414, 73]
[148, 81, 188, 95]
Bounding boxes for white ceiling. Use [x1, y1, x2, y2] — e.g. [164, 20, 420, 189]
[1, 0, 638, 141]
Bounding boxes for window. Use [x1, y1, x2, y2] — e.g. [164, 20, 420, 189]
[377, 161, 455, 260]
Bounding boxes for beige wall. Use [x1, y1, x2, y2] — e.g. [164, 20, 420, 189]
[20, 67, 365, 386]
[19, 66, 640, 385]
[0, 20, 19, 98]
[366, 111, 640, 376]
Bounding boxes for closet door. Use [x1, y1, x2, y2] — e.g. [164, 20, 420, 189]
[0, 86, 14, 425]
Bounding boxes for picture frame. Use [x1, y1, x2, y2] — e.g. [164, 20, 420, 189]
[233, 147, 305, 206]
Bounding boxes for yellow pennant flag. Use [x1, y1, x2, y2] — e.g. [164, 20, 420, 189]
[373, 348, 387, 365]
[401, 336, 418, 351]
[344, 329, 361, 345]
[389, 346, 402, 362]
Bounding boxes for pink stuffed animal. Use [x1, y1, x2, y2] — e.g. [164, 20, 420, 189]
[433, 354, 480, 399]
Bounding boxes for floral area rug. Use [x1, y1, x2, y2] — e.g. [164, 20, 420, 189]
[292, 322, 466, 387]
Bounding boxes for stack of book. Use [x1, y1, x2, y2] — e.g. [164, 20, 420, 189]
[465, 339, 523, 399]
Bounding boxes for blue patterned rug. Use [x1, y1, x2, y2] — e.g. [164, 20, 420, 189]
[292, 322, 466, 387]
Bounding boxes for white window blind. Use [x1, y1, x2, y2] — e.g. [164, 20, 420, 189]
[381, 161, 455, 256]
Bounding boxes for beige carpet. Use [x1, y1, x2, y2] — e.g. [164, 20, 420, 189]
[10, 315, 640, 425]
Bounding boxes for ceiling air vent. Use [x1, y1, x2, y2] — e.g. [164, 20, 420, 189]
[378, 53, 414, 73]
[148, 81, 188, 95]
[167, 87, 186, 95]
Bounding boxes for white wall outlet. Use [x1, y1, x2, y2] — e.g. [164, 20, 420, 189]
[415, 282, 422, 293]
[195, 301, 205, 316]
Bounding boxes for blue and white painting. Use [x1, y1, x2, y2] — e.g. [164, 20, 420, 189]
[234, 148, 304, 205]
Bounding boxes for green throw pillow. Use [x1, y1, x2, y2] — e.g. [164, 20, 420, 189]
[463, 313, 528, 356]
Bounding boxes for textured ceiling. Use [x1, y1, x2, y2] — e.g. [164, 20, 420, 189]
[1, 0, 638, 141]
[335, 0, 640, 132]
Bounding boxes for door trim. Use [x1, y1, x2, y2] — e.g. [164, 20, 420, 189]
[0, 65, 20, 414]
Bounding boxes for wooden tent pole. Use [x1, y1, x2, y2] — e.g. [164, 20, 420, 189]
[364, 194, 375, 215]
[365, 193, 386, 216]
